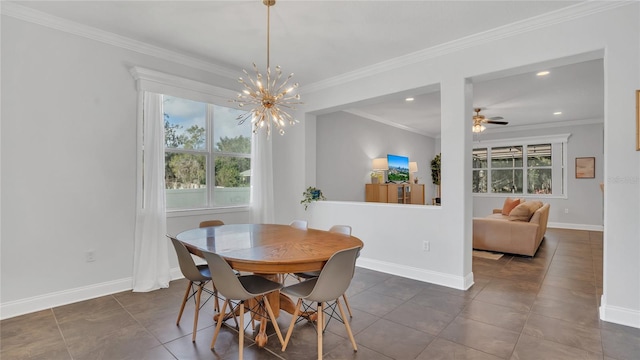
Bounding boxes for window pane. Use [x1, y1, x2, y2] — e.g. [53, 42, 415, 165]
[491, 146, 523, 168]
[528, 168, 552, 194]
[472, 170, 487, 193]
[473, 148, 487, 169]
[213, 105, 252, 154]
[527, 144, 552, 167]
[163, 96, 206, 150]
[491, 169, 523, 193]
[213, 155, 251, 206]
[165, 153, 207, 208]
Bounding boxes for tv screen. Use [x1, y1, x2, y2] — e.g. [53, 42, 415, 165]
[387, 154, 410, 183]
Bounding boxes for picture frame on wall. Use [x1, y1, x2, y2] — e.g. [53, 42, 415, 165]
[575, 157, 595, 179]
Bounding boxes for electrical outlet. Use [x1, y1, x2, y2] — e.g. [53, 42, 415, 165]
[85, 250, 96, 262]
[423, 241, 430, 252]
[564, 208, 569, 214]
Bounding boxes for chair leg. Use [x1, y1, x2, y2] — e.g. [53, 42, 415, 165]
[282, 298, 302, 351]
[238, 301, 245, 360]
[211, 300, 229, 349]
[212, 282, 220, 313]
[192, 283, 204, 342]
[177, 281, 193, 325]
[342, 293, 353, 318]
[337, 298, 357, 352]
[317, 302, 323, 360]
[263, 295, 284, 346]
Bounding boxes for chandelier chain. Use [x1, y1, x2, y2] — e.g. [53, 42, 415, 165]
[266, 3, 270, 70]
[230, 0, 302, 137]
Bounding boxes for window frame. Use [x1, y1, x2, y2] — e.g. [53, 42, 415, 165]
[472, 134, 570, 199]
[131, 67, 253, 215]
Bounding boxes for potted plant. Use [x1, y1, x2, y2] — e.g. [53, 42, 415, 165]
[301, 186, 326, 210]
[431, 153, 441, 203]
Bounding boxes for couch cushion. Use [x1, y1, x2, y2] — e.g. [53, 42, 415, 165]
[528, 201, 544, 212]
[509, 203, 531, 221]
[509, 201, 544, 221]
[501, 197, 521, 215]
[486, 213, 510, 220]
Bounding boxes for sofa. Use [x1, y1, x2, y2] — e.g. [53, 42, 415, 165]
[473, 199, 550, 256]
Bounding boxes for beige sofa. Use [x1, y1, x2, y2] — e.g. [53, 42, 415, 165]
[473, 202, 550, 257]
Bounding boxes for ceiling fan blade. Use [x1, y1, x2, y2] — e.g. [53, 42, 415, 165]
[488, 116, 504, 120]
[485, 120, 509, 125]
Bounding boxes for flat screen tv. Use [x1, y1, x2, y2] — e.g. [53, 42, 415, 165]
[387, 154, 410, 183]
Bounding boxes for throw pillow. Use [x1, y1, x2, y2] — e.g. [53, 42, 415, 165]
[501, 197, 521, 215]
[527, 201, 543, 214]
[509, 202, 532, 221]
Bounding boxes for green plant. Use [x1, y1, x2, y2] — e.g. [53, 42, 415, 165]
[430, 153, 441, 186]
[301, 186, 326, 210]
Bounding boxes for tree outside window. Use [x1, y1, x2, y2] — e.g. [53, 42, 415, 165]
[472, 142, 561, 196]
[163, 96, 251, 209]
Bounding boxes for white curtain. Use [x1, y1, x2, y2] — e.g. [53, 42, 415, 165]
[132, 92, 170, 292]
[251, 132, 275, 223]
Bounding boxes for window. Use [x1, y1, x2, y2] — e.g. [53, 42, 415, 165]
[472, 135, 569, 197]
[526, 144, 552, 194]
[491, 146, 523, 193]
[472, 148, 488, 193]
[163, 95, 251, 209]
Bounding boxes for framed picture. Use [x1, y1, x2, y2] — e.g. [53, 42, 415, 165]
[575, 157, 595, 179]
[636, 90, 640, 151]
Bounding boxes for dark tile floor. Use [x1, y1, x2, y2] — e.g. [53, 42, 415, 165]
[3, 229, 640, 359]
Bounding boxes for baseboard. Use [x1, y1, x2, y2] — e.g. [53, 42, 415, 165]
[0, 277, 133, 320]
[0, 267, 185, 320]
[600, 296, 640, 329]
[357, 257, 471, 290]
[548, 222, 604, 231]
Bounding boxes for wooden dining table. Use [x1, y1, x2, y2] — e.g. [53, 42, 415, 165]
[175, 223, 364, 347]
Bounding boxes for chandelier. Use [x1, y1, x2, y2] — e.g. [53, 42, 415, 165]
[231, 0, 302, 137]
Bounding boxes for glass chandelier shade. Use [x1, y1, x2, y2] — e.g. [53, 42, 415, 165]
[472, 123, 486, 133]
[231, 0, 302, 137]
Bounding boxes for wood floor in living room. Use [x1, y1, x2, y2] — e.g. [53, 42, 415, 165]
[2, 228, 639, 359]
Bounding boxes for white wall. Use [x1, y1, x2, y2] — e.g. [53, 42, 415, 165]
[0, 16, 251, 318]
[272, 4, 640, 328]
[472, 122, 604, 230]
[316, 111, 436, 202]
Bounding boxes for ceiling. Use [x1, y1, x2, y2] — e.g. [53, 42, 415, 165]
[346, 57, 604, 137]
[10, 1, 603, 136]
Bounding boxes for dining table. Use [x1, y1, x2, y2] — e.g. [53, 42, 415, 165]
[174, 223, 364, 347]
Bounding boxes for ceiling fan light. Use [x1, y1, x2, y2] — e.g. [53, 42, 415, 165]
[472, 124, 486, 133]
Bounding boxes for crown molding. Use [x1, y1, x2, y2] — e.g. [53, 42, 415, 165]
[300, 1, 630, 94]
[2, 1, 629, 94]
[346, 107, 601, 139]
[0, 1, 238, 79]
[473, 133, 572, 148]
[343, 109, 437, 138]
[478, 117, 603, 135]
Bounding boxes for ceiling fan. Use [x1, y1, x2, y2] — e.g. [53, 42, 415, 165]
[472, 108, 508, 133]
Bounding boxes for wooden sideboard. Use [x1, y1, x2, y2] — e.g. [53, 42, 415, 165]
[365, 184, 425, 205]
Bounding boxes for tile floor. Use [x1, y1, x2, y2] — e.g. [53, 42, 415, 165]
[3, 228, 640, 359]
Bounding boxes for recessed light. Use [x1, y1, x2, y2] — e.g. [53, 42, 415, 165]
[405, 97, 414, 102]
[536, 71, 550, 76]
[553, 111, 562, 115]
